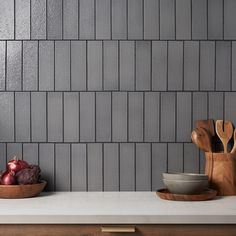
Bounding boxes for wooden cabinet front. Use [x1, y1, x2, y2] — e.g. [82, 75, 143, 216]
[0, 224, 236, 236]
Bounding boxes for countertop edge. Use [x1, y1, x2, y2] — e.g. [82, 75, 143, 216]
[0, 215, 236, 224]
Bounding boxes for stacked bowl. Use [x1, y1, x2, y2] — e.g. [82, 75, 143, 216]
[162, 173, 209, 195]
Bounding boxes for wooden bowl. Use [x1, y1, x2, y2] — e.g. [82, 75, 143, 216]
[0, 181, 47, 199]
[156, 188, 217, 201]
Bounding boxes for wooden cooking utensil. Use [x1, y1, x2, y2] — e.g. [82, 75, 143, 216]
[231, 129, 236, 153]
[215, 120, 233, 153]
[196, 119, 215, 137]
[191, 127, 212, 152]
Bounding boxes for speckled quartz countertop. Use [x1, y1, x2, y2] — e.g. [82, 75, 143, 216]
[0, 192, 235, 224]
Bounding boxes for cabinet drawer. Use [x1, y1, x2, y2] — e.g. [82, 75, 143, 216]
[0, 224, 236, 236]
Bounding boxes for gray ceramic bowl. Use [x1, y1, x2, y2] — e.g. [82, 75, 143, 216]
[162, 172, 208, 181]
[163, 179, 209, 195]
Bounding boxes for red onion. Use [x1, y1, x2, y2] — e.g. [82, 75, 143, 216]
[1, 171, 16, 185]
[7, 156, 29, 173]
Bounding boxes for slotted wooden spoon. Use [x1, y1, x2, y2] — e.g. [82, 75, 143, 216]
[215, 120, 233, 153]
[191, 127, 212, 152]
[231, 129, 236, 153]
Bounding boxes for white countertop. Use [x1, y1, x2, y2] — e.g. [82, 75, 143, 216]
[0, 192, 235, 224]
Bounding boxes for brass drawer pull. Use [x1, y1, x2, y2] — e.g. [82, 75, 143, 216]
[101, 226, 135, 233]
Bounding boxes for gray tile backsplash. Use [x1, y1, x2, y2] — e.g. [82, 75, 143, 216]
[0, 0, 235, 191]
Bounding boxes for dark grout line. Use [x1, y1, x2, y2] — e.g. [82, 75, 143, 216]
[1, 39, 236, 41]
[86, 143, 88, 191]
[1, 90, 236, 93]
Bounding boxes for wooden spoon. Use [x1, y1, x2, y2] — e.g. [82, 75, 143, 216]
[191, 127, 212, 152]
[215, 120, 233, 153]
[231, 129, 236, 153]
[196, 119, 215, 137]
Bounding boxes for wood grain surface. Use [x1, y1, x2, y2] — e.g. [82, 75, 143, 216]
[205, 152, 236, 195]
[0, 224, 235, 236]
[156, 188, 217, 201]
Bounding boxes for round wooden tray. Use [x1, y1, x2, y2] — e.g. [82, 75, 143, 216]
[156, 188, 217, 201]
[0, 181, 47, 199]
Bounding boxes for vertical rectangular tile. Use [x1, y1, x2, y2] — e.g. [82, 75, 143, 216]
[96, 92, 111, 142]
[23, 143, 38, 164]
[55, 41, 70, 90]
[0, 0, 14, 39]
[15, 0, 30, 39]
[144, 92, 159, 142]
[208, 92, 224, 120]
[208, 0, 223, 39]
[192, 0, 207, 39]
[15, 92, 30, 142]
[232, 42, 236, 90]
[184, 41, 199, 90]
[47, 0, 63, 39]
[160, 0, 175, 39]
[23, 41, 38, 91]
[96, 0, 111, 39]
[0, 144, 6, 171]
[160, 92, 175, 142]
[144, 0, 159, 39]
[112, 92, 127, 142]
[7, 41, 22, 91]
[225, 93, 236, 125]
[184, 143, 199, 173]
[63, 0, 78, 39]
[200, 41, 215, 91]
[104, 41, 118, 90]
[177, 92, 191, 142]
[216, 41, 231, 91]
[136, 41, 151, 91]
[192, 92, 208, 124]
[80, 92, 95, 142]
[48, 92, 63, 142]
[0, 93, 14, 142]
[87, 41, 102, 90]
[71, 144, 86, 191]
[128, 0, 143, 39]
[112, 0, 127, 39]
[80, 0, 95, 39]
[136, 143, 151, 191]
[7, 143, 22, 160]
[168, 41, 183, 91]
[176, 0, 191, 39]
[120, 41, 135, 90]
[224, 0, 236, 39]
[64, 92, 79, 142]
[152, 41, 167, 91]
[31, 0, 47, 39]
[88, 143, 103, 191]
[129, 92, 143, 142]
[39, 144, 54, 191]
[31, 92, 46, 142]
[104, 143, 119, 191]
[152, 143, 167, 190]
[199, 150, 205, 174]
[71, 41, 86, 91]
[39, 41, 54, 90]
[0, 41, 6, 90]
[168, 143, 183, 172]
[120, 143, 135, 191]
[55, 144, 70, 191]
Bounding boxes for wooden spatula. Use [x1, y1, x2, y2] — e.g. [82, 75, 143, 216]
[191, 127, 212, 152]
[231, 129, 236, 153]
[196, 119, 215, 137]
[215, 120, 233, 153]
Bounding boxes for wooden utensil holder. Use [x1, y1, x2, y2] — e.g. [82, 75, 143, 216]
[205, 152, 236, 196]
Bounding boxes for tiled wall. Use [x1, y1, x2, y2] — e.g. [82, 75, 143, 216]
[0, 0, 235, 191]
